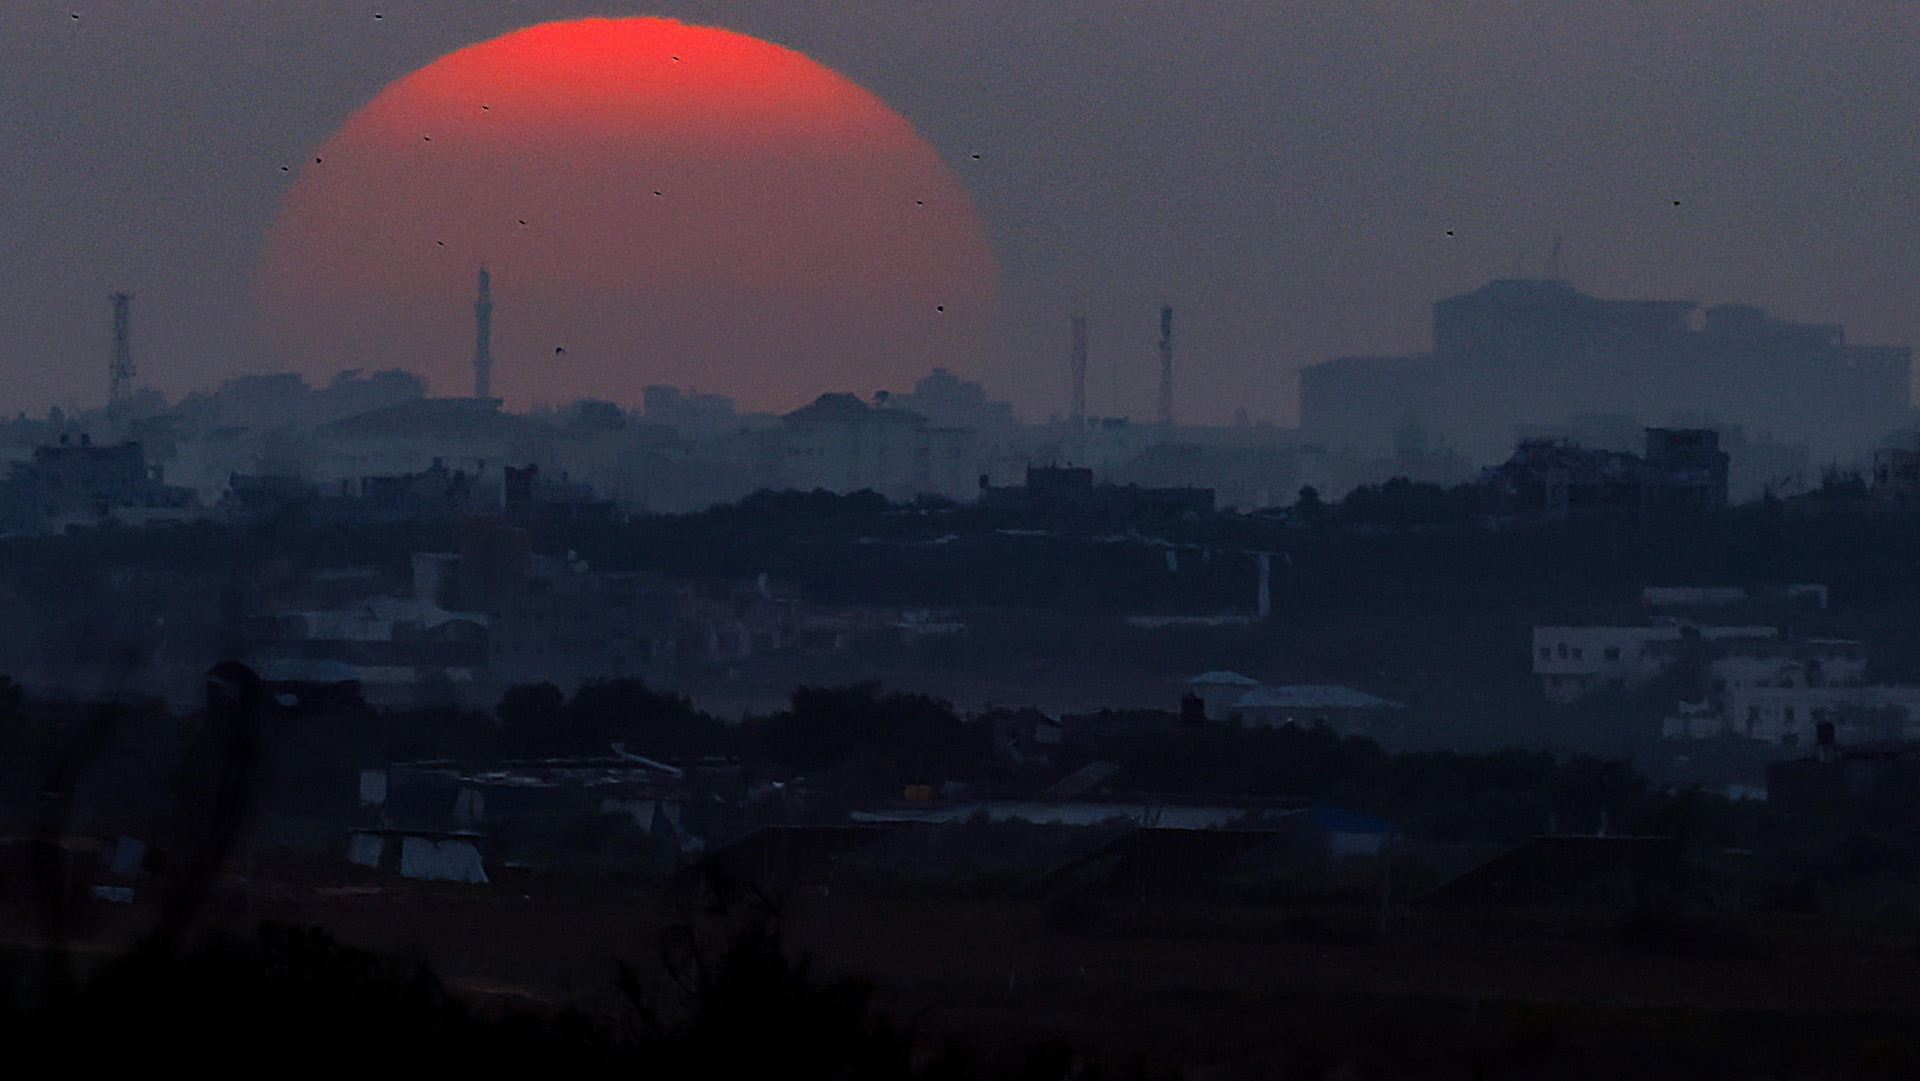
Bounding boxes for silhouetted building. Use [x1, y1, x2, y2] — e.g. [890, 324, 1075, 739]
[1482, 438, 1641, 520]
[1642, 427, 1730, 514]
[885, 367, 1016, 429]
[222, 473, 318, 520]
[642, 385, 736, 428]
[980, 463, 1214, 517]
[1872, 438, 1920, 501]
[503, 463, 615, 523]
[1766, 732, 1920, 810]
[1301, 278, 1910, 464]
[1483, 428, 1728, 521]
[778, 393, 975, 501]
[354, 458, 489, 521]
[0, 436, 198, 532]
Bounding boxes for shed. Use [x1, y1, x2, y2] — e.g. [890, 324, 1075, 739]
[347, 828, 488, 883]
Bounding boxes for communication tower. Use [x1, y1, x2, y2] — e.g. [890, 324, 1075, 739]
[1069, 315, 1088, 423]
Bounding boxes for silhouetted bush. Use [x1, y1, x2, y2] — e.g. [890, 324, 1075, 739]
[1615, 903, 1758, 959]
[743, 683, 986, 787]
[0, 924, 613, 1071]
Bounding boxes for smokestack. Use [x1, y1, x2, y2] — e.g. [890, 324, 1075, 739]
[1070, 315, 1088, 423]
[108, 293, 136, 409]
[1157, 305, 1173, 428]
[473, 267, 494, 400]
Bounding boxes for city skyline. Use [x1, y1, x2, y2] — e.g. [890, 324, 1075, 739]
[6, 3, 1920, 422]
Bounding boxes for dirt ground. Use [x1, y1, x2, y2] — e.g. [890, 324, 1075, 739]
[206, 874, 1920, 1076]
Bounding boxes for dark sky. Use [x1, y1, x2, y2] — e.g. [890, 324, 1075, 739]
[5, 2, 1918, 424]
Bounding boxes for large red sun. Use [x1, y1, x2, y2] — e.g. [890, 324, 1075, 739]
[256, 18, 997, 410]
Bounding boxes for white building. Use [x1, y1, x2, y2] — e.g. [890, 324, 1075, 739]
[1532, 624, 1777, 702]
[1709, 684, 1920, 748]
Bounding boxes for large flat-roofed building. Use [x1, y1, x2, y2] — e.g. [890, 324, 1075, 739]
[1301, 279, 1911, 465]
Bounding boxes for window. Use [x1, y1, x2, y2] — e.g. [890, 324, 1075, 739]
[1540, 646, 1552, 660]
[1557, 643, 1568, 659]
[1782, 733, 1799, 748]
[1603, 647, 1621, 662]
[1784, 707, 1795, 723]
[1571, 647, 1584, 660]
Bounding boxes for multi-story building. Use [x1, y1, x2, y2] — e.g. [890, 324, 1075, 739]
[1714, 684, 1920, 748]
[0, 436, 199, 533]
[1532, 623, 1777, 702]
[1302, 278, 1910, 465]
[1483, 428, 1728, 521]
[776, 392, 977, 501]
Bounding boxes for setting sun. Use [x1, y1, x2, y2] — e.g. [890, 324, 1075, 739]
[256, 17, 997, 409]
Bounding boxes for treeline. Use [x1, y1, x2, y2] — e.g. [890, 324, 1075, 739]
[11, 480, 1920, 621]
[0, 916, 1027, 1077]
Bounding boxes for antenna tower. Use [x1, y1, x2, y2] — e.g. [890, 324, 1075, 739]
[1156, 305, 1174, 428]
[108, 293, 135, 408]
[473, 267, 494, 399]
[1069, 316, 1088, 423]
[1546, 235, 1566, 281]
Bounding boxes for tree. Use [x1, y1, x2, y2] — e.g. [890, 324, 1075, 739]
[565, 678, 724, 759]
[745, 683, 984, 787]
[497, 682, 566, 758]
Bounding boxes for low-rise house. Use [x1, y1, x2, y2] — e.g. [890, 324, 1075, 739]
[1182, 671, 1404, 737]
[244, 595, 488, 707]
[1231, 684, 1406, 736]
[347, 828, 489, 883]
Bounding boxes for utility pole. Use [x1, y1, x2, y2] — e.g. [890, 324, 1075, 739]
[108, 293, 136, 410]
[1070, 315, 1088, 424]
[473, 266, 494, 400]
[1156, 305, 1173, 430]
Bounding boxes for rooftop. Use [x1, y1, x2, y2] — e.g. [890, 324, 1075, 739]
[1235, 685, 1404, 710]
[1187, 670, 1262, 687]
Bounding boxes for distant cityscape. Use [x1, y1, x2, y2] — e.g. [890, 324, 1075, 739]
[4, 272, 1920, 773]
[5, 274, 1916, 540]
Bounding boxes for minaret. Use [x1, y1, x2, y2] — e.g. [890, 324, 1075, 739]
[473, 267, 493, 400]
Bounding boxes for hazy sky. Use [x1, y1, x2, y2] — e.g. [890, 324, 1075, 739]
[4, 2, 1919, 424]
